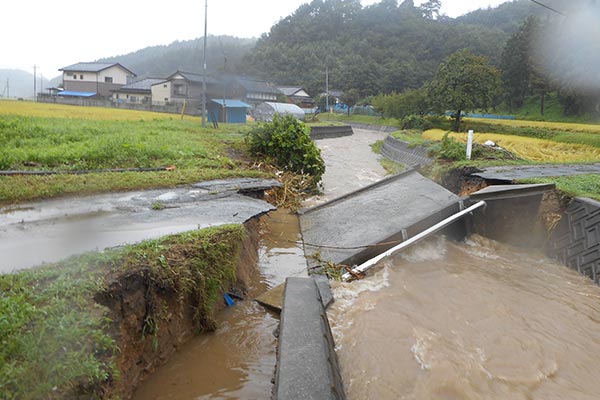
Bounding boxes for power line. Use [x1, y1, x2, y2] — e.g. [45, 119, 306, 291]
[528, 0, 566, 16]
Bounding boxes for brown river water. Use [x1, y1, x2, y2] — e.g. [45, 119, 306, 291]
[132, 210, 307, 399]
[328, 235, 600, 400]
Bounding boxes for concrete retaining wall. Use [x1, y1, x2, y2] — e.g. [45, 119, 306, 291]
[342, 122, 398, 133]
[274, 277, 345, 400]
[551, 197, 600, 284]
[310, 125, 354, 140]
[380, 136, 432, 168]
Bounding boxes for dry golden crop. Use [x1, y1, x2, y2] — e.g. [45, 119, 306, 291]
[0, 99, 197, 121]
[423, 129, 600, 163]
[464, 117, 600, 134]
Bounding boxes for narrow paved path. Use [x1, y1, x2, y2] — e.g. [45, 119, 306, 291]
[472, 163, 600, 181]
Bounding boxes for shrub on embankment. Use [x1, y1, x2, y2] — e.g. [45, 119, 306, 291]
[247, 114, 325, 189]
[0, 224, 251, 399]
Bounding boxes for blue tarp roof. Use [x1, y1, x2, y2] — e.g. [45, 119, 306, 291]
[210, 99, 252, 108]
[57, 91, 97, 97]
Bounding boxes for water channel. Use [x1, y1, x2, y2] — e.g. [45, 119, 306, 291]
[328, 235, 600, 400]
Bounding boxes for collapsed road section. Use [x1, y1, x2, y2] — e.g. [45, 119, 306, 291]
[0, 178, 280, 273]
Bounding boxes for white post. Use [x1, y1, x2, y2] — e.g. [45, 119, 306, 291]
[466, 129, 474, 160]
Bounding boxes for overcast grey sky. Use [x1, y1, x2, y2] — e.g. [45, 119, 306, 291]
[0, 0, 508, 77]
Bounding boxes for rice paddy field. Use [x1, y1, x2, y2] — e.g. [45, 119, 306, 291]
[0, 100, 264, 205]
[464, 117, 600, 134]
[423, 129, 600, 163]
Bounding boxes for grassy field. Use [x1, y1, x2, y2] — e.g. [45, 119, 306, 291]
[0, 101, 265, 204]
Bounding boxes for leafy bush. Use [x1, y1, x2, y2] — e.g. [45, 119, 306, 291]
[400, 115, 433, 130]
[428, 132, 466, 161]
[247, 115, 325, 187]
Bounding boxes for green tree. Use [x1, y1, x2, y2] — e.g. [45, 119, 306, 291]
[428, 49, 500, 131]
[341, 89, 361, 115]
[372, 87, 428, 119]
[501, 17, 535, 110]
[419, 0, 442, 19]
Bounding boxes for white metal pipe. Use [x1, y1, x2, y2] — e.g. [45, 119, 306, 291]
[342, 200, 486, 281]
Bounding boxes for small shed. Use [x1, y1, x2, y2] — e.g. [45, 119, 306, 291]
[208, 99, 252, 124]
[254, 102, 305, 122]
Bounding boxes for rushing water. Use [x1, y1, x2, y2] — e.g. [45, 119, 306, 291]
[328, 235, 600, 400]
[132, 210, 307, 399]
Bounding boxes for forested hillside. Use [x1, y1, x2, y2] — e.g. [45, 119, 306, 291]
[98, 35, 256, 78]
[243, 0, 548, 95]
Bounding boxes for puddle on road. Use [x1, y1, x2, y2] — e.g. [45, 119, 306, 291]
[132, 209, 307, 400]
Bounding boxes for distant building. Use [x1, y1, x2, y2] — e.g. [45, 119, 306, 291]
[277, 86, 315, 110]
[151, 71, 220, 109]
[112, 78, 164, 104]
[59, 62, 136, 98]
[207, 99, 252, 124]
[227, 77, 280, 108]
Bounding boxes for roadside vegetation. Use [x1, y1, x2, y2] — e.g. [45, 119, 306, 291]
[247, 115, 325, 209]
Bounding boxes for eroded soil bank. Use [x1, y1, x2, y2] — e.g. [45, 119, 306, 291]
[96, 218, 263, 400]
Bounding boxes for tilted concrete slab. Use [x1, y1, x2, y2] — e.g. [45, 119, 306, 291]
[299, 170, 461, 269]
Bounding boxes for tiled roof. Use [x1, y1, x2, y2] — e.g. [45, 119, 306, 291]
[169, 71, 219, 85]
[118, 78, 164, 92]
[277, 86, 303, 96]
[237, 78, 280, 94]
[59, 62, 136, 75]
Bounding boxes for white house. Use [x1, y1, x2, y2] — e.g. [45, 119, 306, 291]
[59, 62, 136, 98]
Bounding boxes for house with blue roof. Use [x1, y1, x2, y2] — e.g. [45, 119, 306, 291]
[59, 62, 136, 98]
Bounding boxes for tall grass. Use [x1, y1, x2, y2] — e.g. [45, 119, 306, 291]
[423, 129, 600, 163]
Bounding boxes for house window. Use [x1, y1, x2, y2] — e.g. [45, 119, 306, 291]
[73, 74, 77, 79]
[105, 77, 113, 83]
[80, 75, 84, 80]
[164, 97, 169, 101]
[174, 84, 187, 96]
[163, 84, 168, 88]
[131, 96, 138, 102]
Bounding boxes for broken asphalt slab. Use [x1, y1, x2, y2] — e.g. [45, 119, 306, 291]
[0, 178, 280, 273]
[471, 164, 600, 181]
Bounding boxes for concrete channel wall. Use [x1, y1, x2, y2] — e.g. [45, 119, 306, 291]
[380, 135, 432, 168]
[310, 125, 354, 140]
[274, 277, 345, 400]
[551, 197, 600, 284]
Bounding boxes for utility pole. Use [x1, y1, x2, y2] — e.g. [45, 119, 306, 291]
[223, 56, 227, 123]
[33, 65, 37, 101]
[325, 65, 329, 113]
[201, 0, 208, 128]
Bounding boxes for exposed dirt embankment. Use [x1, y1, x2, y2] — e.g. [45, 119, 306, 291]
[95, 219, 261, 400]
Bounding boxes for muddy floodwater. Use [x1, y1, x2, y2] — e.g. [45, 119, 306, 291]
[328, 235, 600, 400]
[132, 210, 307, 399]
